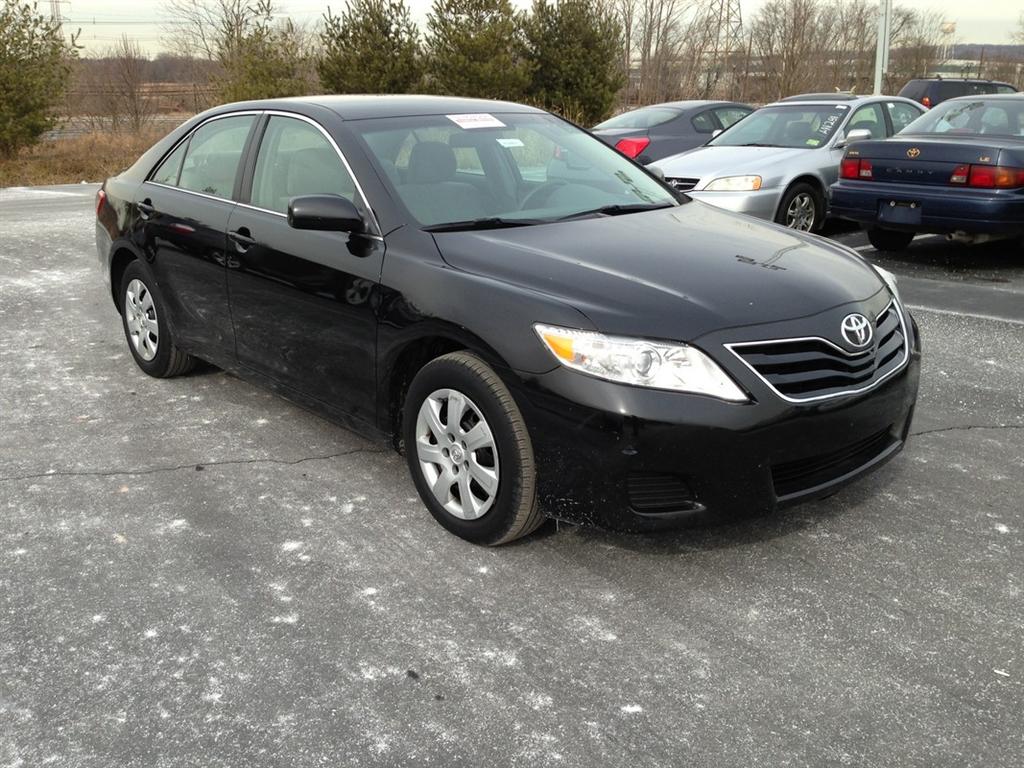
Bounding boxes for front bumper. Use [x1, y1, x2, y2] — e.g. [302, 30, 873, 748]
[686, 188, 780, 221]
[830, 180, 1024, 235]
[509, 310, 922, 532]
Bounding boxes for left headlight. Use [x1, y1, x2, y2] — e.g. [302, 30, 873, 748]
[875, 266, 901, 303]
[534, 324, 748, 402]
[703, 175, 762, 192]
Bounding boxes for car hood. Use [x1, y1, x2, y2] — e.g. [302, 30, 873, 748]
[658, 145, 814, 183]
[432, 202, 885, 342]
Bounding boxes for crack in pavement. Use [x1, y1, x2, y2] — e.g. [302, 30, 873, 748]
[0, 446, 390, 484]
[910, 424, 1024, 438]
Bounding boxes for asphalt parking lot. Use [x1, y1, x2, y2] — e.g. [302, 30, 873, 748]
[1, 184, 1022, 767]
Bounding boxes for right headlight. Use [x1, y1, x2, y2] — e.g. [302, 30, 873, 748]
[703, 175, 763, 192]
[534, 324, 748, 402]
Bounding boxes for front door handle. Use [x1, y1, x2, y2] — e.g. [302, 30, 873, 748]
[137, 199, 154, 220]
[228, 228, 256, 251]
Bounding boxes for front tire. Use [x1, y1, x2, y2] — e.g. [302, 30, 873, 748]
[119, 260, 195, 378]
[403, 351, 542, 546]
[867, 227, 915, 252]
[775, 182, 824, 232]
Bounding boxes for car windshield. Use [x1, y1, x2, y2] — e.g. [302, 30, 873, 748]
[709, 104, 852, 148]
[351, 112, 678, 228]
[899, 98, 1024, 138]
[593, 107, 681, 130]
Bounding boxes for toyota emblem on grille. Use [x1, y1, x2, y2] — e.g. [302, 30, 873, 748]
[906, 147, 921, 158]
[841, 313, 873, 348]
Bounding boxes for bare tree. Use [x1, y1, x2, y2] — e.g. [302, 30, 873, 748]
[109, 35, 154, 131]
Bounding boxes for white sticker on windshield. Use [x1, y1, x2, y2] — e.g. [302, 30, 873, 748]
[496, 137, 524, 148]
[447, 113, 506, 129]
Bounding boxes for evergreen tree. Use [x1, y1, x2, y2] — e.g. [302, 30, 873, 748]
[424, 0, 532, 100]
[319, 0, 422, 93]
[0, 0, 78, 157]
[523, 0, 624, 124]
[217, 0, 311, 102]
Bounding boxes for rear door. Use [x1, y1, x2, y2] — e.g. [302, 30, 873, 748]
[225, 113, 384, 424]
[138, 113, 257, 360]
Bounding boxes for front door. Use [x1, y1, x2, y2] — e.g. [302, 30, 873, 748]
[225, 114, 385, 424]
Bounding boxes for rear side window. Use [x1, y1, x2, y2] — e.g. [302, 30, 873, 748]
[898, 81, 927, 101]
[714, 107, 750, 128]
[996, 84, 1018, 94]
[691, 111, 716, 133]
[177, 115, 255, 199]
[151, 140, 187, 186]
[594, 107, 680, 130]
[886, 102, 923, 133]
[250, 116, 357, 214]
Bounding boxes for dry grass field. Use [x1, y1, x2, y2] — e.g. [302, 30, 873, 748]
[0, 131, 165, 187]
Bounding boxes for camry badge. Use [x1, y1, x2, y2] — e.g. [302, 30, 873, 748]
[841, 313, 873, 348]
[906, 147, 921, 158]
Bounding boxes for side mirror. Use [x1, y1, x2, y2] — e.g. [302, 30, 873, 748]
[837, 128, 872, 148]
[287, 194, 364, 233]
[648, 165, 665, 181]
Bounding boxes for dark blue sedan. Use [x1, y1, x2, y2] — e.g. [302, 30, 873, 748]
[830, 94, 1024, 250]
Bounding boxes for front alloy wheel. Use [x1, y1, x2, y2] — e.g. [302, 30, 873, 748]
[415, 388, 500, 520]
[775, 182, 824, 232]
[403, 351, 543, 545]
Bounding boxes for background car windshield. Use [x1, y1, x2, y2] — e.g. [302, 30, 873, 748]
[593, 107, 680, 130]
[901, 99, 1024, 138]
[353, 113, 676, 226]
[710, 104, 850, 148]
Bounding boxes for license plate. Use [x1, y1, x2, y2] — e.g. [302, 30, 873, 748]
[877, 200, 922, 226]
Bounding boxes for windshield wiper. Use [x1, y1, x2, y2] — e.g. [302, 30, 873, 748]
[738, 142, 775, 147]
[423, 217, 546, 233]
[556, 202, 674, 221]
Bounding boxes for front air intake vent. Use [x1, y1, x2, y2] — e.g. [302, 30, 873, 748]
[626, 473, 697, 514]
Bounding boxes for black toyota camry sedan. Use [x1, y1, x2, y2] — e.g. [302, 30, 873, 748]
[96, 95, 921, 545]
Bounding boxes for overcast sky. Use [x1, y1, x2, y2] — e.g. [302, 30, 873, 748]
[60, 0, 1022, 55]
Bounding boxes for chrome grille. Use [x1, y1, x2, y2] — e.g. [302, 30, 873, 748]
[726, 301, 909, 403]
[665, 177, 700, 192]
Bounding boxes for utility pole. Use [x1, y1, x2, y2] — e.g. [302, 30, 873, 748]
[873, 0, 893, 94]
[707, 0, 745, 98]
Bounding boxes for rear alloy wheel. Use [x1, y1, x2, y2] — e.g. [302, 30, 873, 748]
[403, 351, 542, 545]
[775, 183, 824, 232]
[119, 260, 195, 378]
[867, 227, 916, 252]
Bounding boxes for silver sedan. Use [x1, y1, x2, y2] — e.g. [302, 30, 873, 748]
[654, 95, 924, 231]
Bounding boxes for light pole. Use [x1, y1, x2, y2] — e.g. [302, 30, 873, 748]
[873, 0, 893, 94]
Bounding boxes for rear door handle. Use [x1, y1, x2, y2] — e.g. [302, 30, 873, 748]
[137, 199, 154, 219]
[228, 228, 256, 251]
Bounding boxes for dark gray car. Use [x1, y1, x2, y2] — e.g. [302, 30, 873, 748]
[592, 100, 752, 164]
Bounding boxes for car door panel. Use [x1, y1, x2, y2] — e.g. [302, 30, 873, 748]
[226, 114, 384, 423]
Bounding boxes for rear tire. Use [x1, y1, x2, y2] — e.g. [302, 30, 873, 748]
[867, 227, 915, 252]
[119, 260, 195, 378]
[403, 351, 542, 546]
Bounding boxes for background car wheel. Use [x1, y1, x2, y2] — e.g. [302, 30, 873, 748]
[403, 351, 542, 546]
[119, 260, 195, 378]
[867, 227, 916, 252]
[775, 183, 824, 232]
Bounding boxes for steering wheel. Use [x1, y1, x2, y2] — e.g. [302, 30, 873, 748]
[520, 179, 568, 211]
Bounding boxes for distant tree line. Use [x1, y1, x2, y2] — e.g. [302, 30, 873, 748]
[4, 0, 1023, 160]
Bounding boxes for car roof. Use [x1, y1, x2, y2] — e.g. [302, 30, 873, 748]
[908, 77, 1014, 84]
[778, 92, 859, 102]
[942, 92, 1024, 101]
[617, 100, 749, 112]
[211, 94, 548, 121]
[763, 95, 901, 108]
